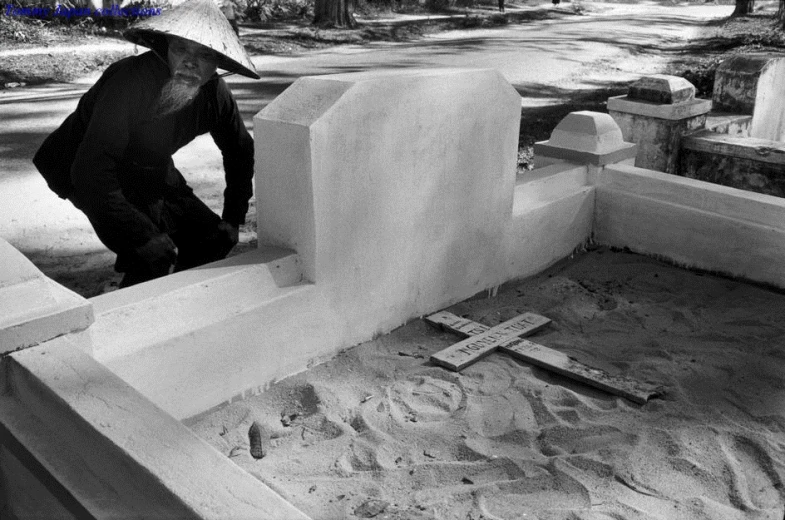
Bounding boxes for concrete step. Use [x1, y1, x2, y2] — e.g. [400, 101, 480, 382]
[680, 130, 785, 198]
[514, 162, 590, 213]
[89, 246, 303, 364]
[682, 130, 785, 165]
[704, 112, 753, 137]
[0, 238, 92, 354]
[0, 337, 310, 519]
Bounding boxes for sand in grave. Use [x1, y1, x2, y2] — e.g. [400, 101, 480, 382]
[188, 247, 785, 520]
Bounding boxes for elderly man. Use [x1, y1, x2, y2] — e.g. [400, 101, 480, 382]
[33, 0, 259, 288]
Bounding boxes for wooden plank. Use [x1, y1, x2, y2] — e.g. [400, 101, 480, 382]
[501, 339, 660, 405]
[424, 311, 492, 337]
[427, 312, 551, 371]
[427, 311, 661, 404]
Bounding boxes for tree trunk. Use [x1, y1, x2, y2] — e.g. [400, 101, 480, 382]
[732, 0, 754, 16]
[778, 0, 785, 27]
[313, 0, 356, 28]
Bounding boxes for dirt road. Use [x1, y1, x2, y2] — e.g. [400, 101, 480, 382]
[0, 1, 733, 297]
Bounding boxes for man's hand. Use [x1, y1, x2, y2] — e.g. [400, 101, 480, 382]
[135, 234, 178, 272]
[217, 220, 239, 250]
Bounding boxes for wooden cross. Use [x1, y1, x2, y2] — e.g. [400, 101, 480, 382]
[425, 311, 662, 405]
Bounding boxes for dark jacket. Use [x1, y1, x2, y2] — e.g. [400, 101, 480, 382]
[33, 51, 254, 254]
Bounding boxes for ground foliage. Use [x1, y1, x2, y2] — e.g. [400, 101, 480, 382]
[665, 11, 785, 97]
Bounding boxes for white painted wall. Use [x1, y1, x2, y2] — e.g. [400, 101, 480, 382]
[256, 69, 523, 344]
[751, 58, 785, 141]
[594, 163, 785, 288]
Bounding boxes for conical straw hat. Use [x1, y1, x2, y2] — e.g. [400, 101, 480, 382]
[124, 0, 260, 79]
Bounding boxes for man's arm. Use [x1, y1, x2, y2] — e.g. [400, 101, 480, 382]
[209, 78, 254, 229]
[69, 66, 162, 257]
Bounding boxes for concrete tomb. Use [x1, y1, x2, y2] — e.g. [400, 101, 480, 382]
[608, 74, 711, 174]
[3, 68, 785, 518]
[0, 239, 92, 355]
[679, 55, 785, 196]
[712, 53, 785, 140]
[605, 60, 785, 199]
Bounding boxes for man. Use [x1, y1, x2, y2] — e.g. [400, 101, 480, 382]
[33, 0, 260, 288]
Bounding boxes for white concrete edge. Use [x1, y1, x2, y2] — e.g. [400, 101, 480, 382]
[533, 140, 637, 166]
[607, 95, 711, 120]
[506, 185, 595, 284]
[2, 337, 312, 520]
[594, 163, 785, 288]
[90, 246, 299, 313]
[0, 272, 94, 356]
[514, 163, 589, 211]
[102, 282, 337, 420]
[89, 250, 303, 363]
[600, 163, 785, 230]
[681, 131, 785, 166]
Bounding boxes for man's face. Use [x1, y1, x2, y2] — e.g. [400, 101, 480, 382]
[166, 37, 218, 86]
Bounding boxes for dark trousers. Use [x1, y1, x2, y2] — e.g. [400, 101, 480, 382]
[116, 187, 233, 288]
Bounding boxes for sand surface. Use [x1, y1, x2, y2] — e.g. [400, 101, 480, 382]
[189, 247, 785, 520]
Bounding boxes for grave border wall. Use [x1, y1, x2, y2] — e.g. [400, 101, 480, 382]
[3, 71, 785, 518]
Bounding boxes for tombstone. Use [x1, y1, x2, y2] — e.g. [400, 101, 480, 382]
[607, 74, 711, 173]
[533, 111, 637, 170]
[712, 54, 785, 141]
[255, 68, 522, 337]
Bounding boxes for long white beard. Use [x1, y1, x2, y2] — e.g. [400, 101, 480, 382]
[153, 77, 200, 118]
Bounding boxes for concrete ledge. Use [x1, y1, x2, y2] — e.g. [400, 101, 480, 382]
[1, 338, 310, 519]
[608, 95, 711, 121]
[595, 164, 785, 288]
[704, 112, 752, 137]
[513, 163, 589, 211]
[681, 131, 785, 166]
[680, 131, 785, 197]
[599, 164, 785, 229]
[0, 278, 93, 356]
[534, 141, 637, 166]
[102, 282, 340, 420]
[90, 246, 302, 363]
[627, 74, 697, 105]
[1, 405, 93, 520]
[90, 245, 300, 314]
[506, 164, 594, 281]
[0, 238, 93, 355]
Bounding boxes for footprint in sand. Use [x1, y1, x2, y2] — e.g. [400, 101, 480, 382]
[461, 362, 514, 396]
[624, 270, 685, 302]
[537, 424, 638, 456]
[463, 391, 537, 438]
[719, 433, 785, 513]
[386, 372, 465, 423]
[477, 465, 591, 518]
[335, 436, 399, 474]
[536, 277, 609, 321]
